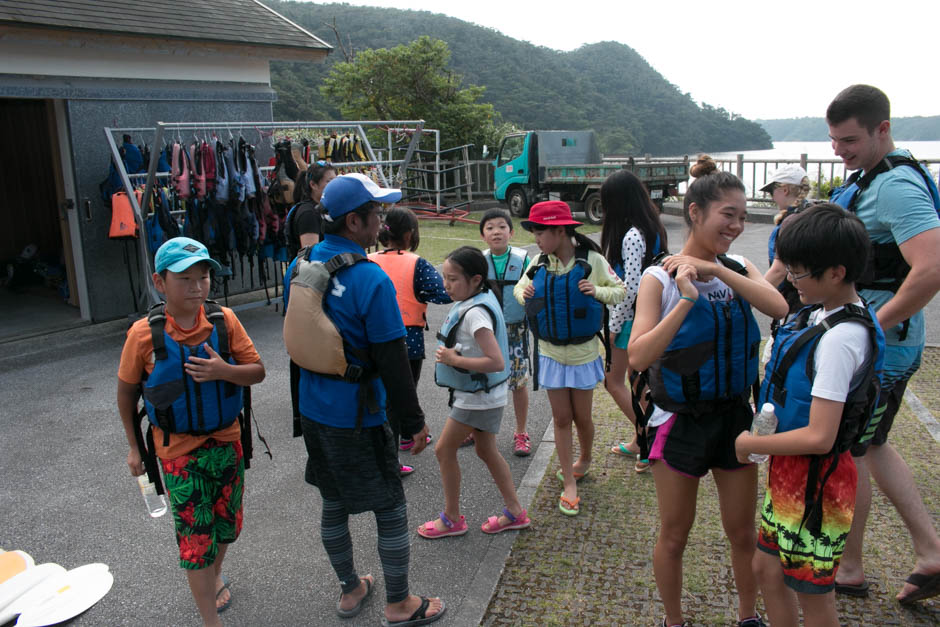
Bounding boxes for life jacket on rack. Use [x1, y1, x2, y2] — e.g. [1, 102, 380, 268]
[434, 290, 511, 397]
[109, 189, 142, 239]
[141, 300, 243, 446]
[830, 153, 940, 340]
[171, 142, 191, 200]
[190, 142, 206, 200]
[283, 250, 380, 433]
[485, 246, 528, 325]
[636, 254, 761, 417]
[368, 249, 428, 328]
[759, 302, 885, 535]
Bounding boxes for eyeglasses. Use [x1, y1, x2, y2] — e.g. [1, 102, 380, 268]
[785, 266, 812, 282]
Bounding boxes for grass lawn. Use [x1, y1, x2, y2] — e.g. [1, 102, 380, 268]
[411, 211, 602, 266]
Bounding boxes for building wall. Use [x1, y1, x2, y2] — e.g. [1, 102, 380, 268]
[0, 29, 272, 85]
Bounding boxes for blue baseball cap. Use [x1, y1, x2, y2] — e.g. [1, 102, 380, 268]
[321, 173, 402, 221]
[154, 237, 222, 273]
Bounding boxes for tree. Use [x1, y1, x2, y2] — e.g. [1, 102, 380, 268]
[321, 36, 497, 152]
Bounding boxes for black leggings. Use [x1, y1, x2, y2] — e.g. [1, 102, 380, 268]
[321, 498, 410, 603]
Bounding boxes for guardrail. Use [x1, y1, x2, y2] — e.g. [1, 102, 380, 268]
[712, 153, 940, 202]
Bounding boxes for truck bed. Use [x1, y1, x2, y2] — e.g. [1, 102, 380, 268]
[541, 160, 688, 185]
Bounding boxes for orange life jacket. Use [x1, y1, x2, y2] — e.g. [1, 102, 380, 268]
[368, 250, 427, 327]
[109, 189, 142, 239]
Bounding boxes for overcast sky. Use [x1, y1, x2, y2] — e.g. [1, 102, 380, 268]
[316, 0, 938, 120]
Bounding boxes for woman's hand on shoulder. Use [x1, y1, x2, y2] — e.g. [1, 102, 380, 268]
[674, 264, 699, 300]
[663, 254, 717, 281]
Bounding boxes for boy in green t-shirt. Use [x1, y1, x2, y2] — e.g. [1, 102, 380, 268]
[480, 209, 532, 455]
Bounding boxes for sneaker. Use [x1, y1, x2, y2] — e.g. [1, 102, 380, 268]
[737, 614, 766, 627]
[399, 434, 432, 451]
[399, 464, 415, 477]
[512, 432, 531, 456]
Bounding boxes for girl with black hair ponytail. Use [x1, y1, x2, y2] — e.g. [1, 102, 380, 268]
[418, 246, 530, 538]
[285, 162, 336, 259]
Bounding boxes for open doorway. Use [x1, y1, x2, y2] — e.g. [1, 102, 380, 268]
[0, 98, 82, 342]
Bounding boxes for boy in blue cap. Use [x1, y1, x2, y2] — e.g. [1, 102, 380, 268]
[117, 237, 265, 626]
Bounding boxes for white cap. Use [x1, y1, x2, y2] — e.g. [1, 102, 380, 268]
[761, 403, 776, 415]
[760, 164, 807, 193]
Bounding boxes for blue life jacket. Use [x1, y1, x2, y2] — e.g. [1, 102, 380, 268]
[612, 233, 661, 281]
[830, 154, 940, 295]
[525, 248, 603, 346]
[434, 290, 511, 394]
[141, 301, 243, 444]
[485, 246, 528, 324]
[647, 255, 761, 414]
[760, 302, 885, 444]
[759, 302, 885, 535]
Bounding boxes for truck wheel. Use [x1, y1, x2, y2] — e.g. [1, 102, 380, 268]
[584, 192, 604, 225]
[508, 188, 529, 218]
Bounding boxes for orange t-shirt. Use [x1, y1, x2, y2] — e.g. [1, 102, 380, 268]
[118, 305, 261, 459]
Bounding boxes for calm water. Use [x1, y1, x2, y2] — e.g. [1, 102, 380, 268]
[710, 141, 940, 161]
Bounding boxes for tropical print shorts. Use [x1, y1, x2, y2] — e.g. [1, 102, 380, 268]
[506, 321, 529, 390]
[161, 439, 244, 570]
[757, 451, 857, 593]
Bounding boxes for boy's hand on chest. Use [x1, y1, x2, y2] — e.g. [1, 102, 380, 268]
[184, 343, 229, 382]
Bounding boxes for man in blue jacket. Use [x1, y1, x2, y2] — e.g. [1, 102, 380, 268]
[284, 174, 445, 625]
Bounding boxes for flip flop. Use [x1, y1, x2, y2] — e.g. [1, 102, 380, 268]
[481, 508, 531, 534]
[216, 575, 232, 614]
[634, 457, 651, 473]
[555, 469, 587, 483]
[610, 442, 639, 457]
[380, 596, 447, 627]
[417, 512, 468, 539]
[336, 574, 374, 618]
[558, 492, 580, 516]
[898, 571, 940, 604]
[834, 580, 869, 598]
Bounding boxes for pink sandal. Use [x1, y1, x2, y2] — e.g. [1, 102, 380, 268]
[481, 508, 531, 534]
[417, 511, 468, 539]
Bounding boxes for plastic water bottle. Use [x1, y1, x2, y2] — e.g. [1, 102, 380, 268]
[748, 403, 778, 464]
[138, 474, 168, 518]
[453, 343, 464, 354]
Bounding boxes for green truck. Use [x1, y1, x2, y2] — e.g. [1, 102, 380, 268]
[492, 130, 689, 223]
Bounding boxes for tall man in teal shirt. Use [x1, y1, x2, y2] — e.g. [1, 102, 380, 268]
[826, 85, 940, 604]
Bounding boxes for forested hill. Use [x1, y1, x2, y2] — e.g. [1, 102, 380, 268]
[758, 116, 940, 141]
[263, 1, 771, 156]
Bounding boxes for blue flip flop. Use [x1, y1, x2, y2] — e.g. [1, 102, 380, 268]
[216, 575, 232, 614]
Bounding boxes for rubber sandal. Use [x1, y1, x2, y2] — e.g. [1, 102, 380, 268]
[336, 574, 374, 618]
[481, 508, 531, 534]
[512, 432, 531, 456]
[610, 441, 639, 457]
[898, 570, 940, 604]
[380, 597, 447, 627]
[459, 433, 475, 448]
[417, 511, 468, 539]
[216, 574, 232, 614]
[834, 580, 870, 597]
[558, 492, 580, 516]
[555, 469, 587, 483]
[634, 457, 651, 473]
